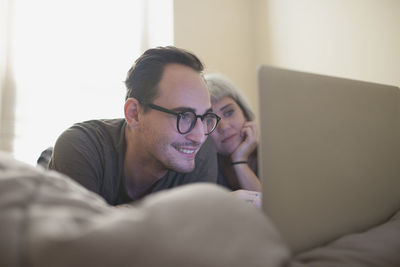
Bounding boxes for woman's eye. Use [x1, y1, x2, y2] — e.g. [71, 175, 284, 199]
[224, 109, 234, 117]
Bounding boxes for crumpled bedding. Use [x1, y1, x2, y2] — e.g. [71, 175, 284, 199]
[3, 151, 398, 267]
[290, 208, 400, 267]
[0, 152, 289, 267]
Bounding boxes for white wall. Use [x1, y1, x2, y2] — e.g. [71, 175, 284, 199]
[264, 0, 400, 87]
[174, 0, 400, 118]
[174, 0, 259, 115]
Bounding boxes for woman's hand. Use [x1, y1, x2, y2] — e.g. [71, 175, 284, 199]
[231, 121, 258, 162]
[232, 189, 262, 209]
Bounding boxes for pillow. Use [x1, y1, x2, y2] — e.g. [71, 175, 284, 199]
[289, 209, 400, 267]
[0, 152, 290, 267]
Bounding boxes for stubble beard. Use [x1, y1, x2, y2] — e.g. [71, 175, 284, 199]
[162, 144, 196, 173]
[143, 130, 196, 174]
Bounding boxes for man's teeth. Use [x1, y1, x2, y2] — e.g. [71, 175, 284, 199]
[177, 147, 195, 154]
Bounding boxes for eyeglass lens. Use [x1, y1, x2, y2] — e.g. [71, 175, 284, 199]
[178, 112, 218, 134]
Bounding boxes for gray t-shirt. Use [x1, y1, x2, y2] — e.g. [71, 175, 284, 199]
[49, 119, 218, 205]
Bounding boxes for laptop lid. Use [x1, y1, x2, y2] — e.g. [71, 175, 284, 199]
[258, 65, 400, 253]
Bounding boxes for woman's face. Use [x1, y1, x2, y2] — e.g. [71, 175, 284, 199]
[210, 96, 247, 155]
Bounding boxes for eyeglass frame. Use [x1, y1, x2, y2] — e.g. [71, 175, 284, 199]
[145, 103, 221, 135]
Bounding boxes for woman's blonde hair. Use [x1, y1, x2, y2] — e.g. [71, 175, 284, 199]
[205, 73, 255, 121]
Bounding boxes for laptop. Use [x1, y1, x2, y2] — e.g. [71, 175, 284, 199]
[257, 65, 400, 253]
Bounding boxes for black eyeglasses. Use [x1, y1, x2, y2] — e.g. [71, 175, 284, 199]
[146, 103, 221, 135]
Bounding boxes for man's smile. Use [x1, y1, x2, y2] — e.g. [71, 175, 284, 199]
[172, 143, 200, 157]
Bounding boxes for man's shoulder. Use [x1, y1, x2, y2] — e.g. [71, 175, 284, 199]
[54, 118, 126, 155]
[50, 119, 126, 203]
[72, 118, 126, 131]
[65, 118, 126, 140]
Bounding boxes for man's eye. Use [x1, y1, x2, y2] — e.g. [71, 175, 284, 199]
[180, 112, 193, 122]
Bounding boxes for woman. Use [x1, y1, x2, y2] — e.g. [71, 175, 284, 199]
[205, 73, 261, 192]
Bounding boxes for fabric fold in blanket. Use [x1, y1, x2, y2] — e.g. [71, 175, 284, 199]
[0, 152, 289, 267]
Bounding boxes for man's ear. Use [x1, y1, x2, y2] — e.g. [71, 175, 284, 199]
[124, 98, 141, 128]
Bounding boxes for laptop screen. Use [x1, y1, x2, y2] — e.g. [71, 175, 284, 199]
[257, 65, 400, 253]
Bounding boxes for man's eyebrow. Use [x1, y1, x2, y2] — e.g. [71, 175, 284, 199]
[172, 106, 213, 114]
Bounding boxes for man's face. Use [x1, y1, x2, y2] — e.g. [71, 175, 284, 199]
[138, 63, 211, 173]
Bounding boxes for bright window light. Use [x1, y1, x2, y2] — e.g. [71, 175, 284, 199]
[12, 0, 173, 165]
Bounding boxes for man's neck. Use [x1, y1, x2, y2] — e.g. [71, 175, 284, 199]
[123, 127, 168, 200]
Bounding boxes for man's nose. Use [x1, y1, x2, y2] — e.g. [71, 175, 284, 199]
[186, 118, 207, 143]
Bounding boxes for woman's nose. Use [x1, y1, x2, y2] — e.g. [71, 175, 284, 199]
[216, 119, 228, 133]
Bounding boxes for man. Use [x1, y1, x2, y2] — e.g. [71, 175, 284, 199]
[49, 46, 221, 205]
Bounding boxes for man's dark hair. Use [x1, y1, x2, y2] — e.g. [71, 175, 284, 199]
[124, 46, 204, 109]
